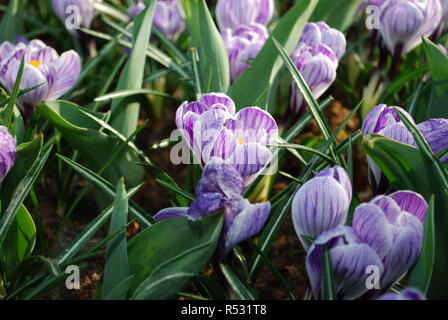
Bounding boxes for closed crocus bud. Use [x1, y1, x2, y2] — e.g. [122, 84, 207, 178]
[221, 23, 269, 83]
[0, 126, 16, 182]
[216, 0, 273, 30]
[377, 287, 426, 300]
[362, 104, 416, 192]
[301, 22, 346, 60]
[52, 0, 100, 31]
[417, 119, 448, 163]
[379, 0, 442, 57]
[352, 191, 427, 289]
[0, 40, 81, 120]
[292, 166, 352, 250]
[175, 93, 278, 185]
[154, 159, 270, 261]
[306, 226, 384, 300]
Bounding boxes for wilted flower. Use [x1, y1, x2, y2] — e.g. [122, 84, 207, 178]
[175, 93, 278, 185]
[221, 23, 269, 83]
[52, 0, 100, 31]
[0, 40, 81, 119]
[128, 0, 185, 41]
[352, 191, 427, 289]
[306, 226, 384, 300]
[154, 160, 270, 260]
[379, 0, 442, 57]
[291, 166, 352, 250]
[290, 22, 346, 114]
[0, 126, 16, 182]
[216, 0, 274, 30]
[377, 287, 427, 300]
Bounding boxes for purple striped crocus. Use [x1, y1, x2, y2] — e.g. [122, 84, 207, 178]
[377, 287, 426, 300]
[417, 118, 448, 163]
[291, 166, 352, 250]
[0, 126, 16, 183]
[379, 0, 442, 57]
[175, 93, 278, 186]
[154, 159, 270, 260]
[52, 0, 100, 31]
[0, 40, 81, 119]
[216, 0, 274, 31]
[128, 0, 185, 41]
[352, 191, 427, 289]
[306, 226, 384, 300]
[221, 23, 269, 83]
[290, 22, 346, 114]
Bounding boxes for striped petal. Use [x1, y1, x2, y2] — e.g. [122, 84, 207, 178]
[417, 118, 448, 163]
[199, 92, 236, 115]
[389, 191, 428, 225]
[153, 207, 189, 222]
[234, 107, 278, 144]
[46, 50, 81, 100]
[0, 125, 17, 182]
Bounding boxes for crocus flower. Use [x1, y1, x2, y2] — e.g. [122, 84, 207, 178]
[417, 118, 448, 163]
[377, 287, 427, 300]
[0, 40, 81, 119]
[290, 22, 346, 114]
[175, 93, 278, 186]
[379, 0, 442, 57]
[352, 191, 427, 289]
[306, 226, 384, 300]
[291, 166, 352, 250]
[221, 23, 269, 83]
[128, 0, 185, 42]
[52, 0, 100, 31]
[216, 0, 274, 30]
[0, 126, 16, 182]
[154, 159, 270, 260]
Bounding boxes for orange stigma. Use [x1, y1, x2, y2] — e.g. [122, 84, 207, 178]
[237, 137, 245, 144]
[29, 60, 41, 68]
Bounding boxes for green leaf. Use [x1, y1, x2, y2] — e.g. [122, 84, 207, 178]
[310, 0, 363, 32]
[1, 205, 36, 281]
[408, 195, 435, 294]
[184, 0, 230, 93]
[229, 0, 317, 109]
[422, 37, 448, 118]
[0, 0, 23, 42]
[321, 245, 337, 300]
[102, 179, 130, 300]
[127, 212, 223, 300]
[219, 263, 257, 300]
[35, 100, 144, 189]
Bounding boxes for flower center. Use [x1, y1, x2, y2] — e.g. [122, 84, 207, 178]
[237, 137, 245, 145]
[29, 60, 41, 68]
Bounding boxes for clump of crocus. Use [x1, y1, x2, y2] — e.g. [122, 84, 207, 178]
[0, 40, 81, 119]
[290, 22, 346, 114]
[154, 159, 270, 261]
[291, 166, 352, 250]
[377, 287, 427, 300]
[305, 190, 427, 299]
[175, 92, 278, 186]
[221, 23, 269, 83]
[128, 0, 185, 42]
[52, 0, 100, 31]
[0, 126, 16, 183]
[379, 0, 442, 57]
[362, 104, 448, 192]
[216, 0, 274, 31]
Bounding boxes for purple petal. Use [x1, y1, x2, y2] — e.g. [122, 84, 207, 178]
[254, 0, 274, 25]
[46, 50, 81, 100]
[389, 191, 428, 225]
[316, 165, 352, 202]
[417, 118, 448, 163]
[234, 107, 278, 144]
[153, 207, 189, 222]
[0, 125, 17, 181]
[216, 0, 259, 30]
[377, 287, 427, 300]
[199, 93, 236, 115]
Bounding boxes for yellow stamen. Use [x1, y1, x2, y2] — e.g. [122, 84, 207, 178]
[237, 137, 245, 145]
[29, 60, 41, 68]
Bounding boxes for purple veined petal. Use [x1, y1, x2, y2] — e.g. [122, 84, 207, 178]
[210, 127, 238, 161]
[371, 194, 403, 224]
[234, 107, 278, 145]
[4, 63, 49, 112]
[352, 203, 394, 261]
[216, 0, 259, 30]
[254, 0, 274, 25]
[366, 155, 385, 193]
[181, 111, 203, 163]
[316, 165, 352, 202]
[187, 192, 226, 221]
[417, 118, 448, 163]
[389, 191, 428, 225]
[153, 207, 189, 222]
[0, 125, 17, 182]
[200, 105, 233, 132]
[361, 104, 415, 136]
[29, 45, 59, 65]
[320, 27, 346, 61]
[418, 0, 442, 37]
[0, 42, 15, 64]
[199, 92, 236, 115]
[381, 214, 423, 288]
[379, 122, 416, 146]
[232, 23, 269, 42]
[51, 0, 99, 30]
[195, 160, 245, 199]
[299, 23, 322, 48]
[153, 0, 185, 41]
[127, 0, 145, 18]
[176, 101, 209, 131]
[306, 226, 384, 300]
[377, 287, 427, 300]
[175, 101, 188, 130]
[292, 176, 351, 250]
[362, 104, 388, 135]
[226, 142, 272, 185]
[221, 198, 270, 257]
[46, 50, 81, 100]
[230, 40, 264, 83]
